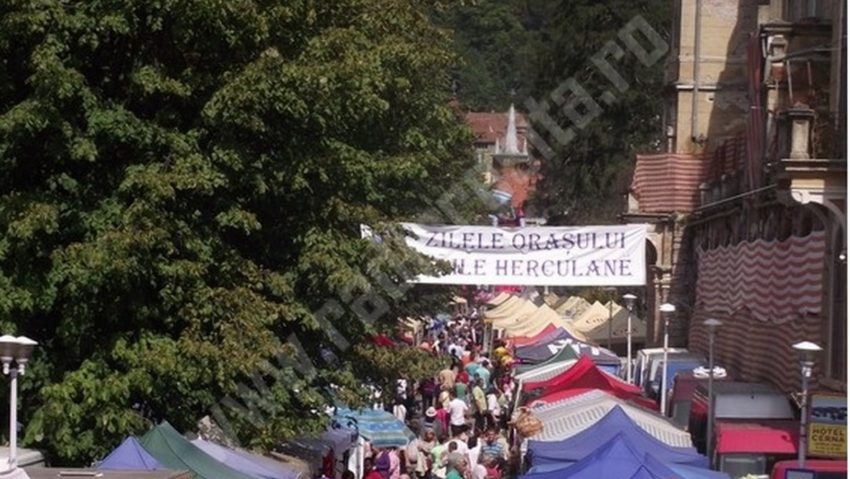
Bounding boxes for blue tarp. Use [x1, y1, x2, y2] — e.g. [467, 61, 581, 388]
[527, 407, 708, 468]
[522, 435, 685, 479]
[526, 450, 729, 479]
[192, 438, 301, 479]
[334, 407, 415, 448]
[98, 436, 166, 471]
[515, 333, 620, 367]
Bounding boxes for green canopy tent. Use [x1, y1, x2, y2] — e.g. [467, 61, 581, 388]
[513, 342, 579, 375]
[139, 421, 255, 479]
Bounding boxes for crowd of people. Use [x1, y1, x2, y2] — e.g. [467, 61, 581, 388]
[361, 313, 518, 479]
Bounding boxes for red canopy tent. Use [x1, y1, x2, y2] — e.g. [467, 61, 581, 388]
[522, 356, 656, 409]
[508, 324, 558, 347]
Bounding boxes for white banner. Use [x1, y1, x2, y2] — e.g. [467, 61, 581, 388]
[402, 223, 647, 286]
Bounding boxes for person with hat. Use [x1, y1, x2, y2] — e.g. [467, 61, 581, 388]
[424, 406, 445, 440]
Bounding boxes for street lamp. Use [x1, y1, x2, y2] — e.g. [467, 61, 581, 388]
[704, 318, 722, 466]
[0, 335, 38, 479]
[623, 294, 637, 383]
[604, 287, 617, 349]
[658, 303, 675, 415]
[792, 340, 822, 467]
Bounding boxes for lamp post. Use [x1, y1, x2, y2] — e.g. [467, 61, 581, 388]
[622, 294, 637, 383]
[658, 303, 675, 416]
[703, 318, 722, 466]
[604, 287, 617, 349]
[792, 341, 822, 467]
[0, 335, 37, 479]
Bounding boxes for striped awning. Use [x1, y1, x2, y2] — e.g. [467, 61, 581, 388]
[689, 231, 826, 393]
[631, 153, 710, 213]
[528, 390, 692, 447]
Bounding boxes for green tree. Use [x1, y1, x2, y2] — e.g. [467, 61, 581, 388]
[0, 0, 473, 464]
[433, 0, 554, 111]
[527, 0, 671, 223]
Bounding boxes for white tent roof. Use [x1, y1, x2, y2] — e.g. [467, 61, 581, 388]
[486, 292, 511, 306]
[500, 305, 588, 341]
[571, 301, 617, 333]
[527, 389, 692, 447]
[515, 360, 577, 384]
[543, 292, 562, 307]
[487, 299, 539, 326]
[586, 306, 646, 342]
[555, 296, 591, 319]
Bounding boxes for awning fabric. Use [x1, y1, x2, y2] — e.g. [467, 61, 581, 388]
[522, 356, 652, 408]
[509, 324, 559, 347]
[527, 390, 693, 447]
[514, 335, 619, 366]
[334, 408, 415, 448]
[513, 336, 578, 375]
[527, 406, 706, 468]
[715, 421, 799, 454]
[98, 436, 166, 471]
[520, 435, 694, 479]
[192, 438, 302, 479]
[139, 422, 255, 479]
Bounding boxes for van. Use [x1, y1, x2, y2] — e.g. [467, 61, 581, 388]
[633, 348, 689, 388]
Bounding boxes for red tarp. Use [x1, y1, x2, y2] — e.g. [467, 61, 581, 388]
[715, 421, 799, 454]
[508, 324, 558, 347]
[522, 356, 656, 409]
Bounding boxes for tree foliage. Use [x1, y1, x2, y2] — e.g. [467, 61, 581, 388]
[0, 0, 473, 464]
[526, 0, 671, 223]
[436, 0, 670, 223]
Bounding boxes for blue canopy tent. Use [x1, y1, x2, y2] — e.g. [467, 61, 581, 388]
[526, 451, 730, 479]
[334, 408, 415, 448]
[522, 435, 729, 479]
[192, 438, 302, 479]
[97, 436, 166, 471]
[526, 407, 707, 468]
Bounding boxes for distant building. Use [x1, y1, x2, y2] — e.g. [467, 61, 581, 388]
[465, 105, 539, 210]
[625, 0, 846, 394]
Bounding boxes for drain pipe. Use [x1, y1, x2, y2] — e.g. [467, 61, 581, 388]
[691, 0, 703, 142]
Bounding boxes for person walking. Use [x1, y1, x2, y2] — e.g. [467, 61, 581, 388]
[447, 390, 469, 437]
[470, 377, 487, 434]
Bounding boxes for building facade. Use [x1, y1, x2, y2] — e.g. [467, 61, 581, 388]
[625, 0, 846, 393]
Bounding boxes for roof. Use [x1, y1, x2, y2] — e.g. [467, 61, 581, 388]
[527, 390, 692, 447]
[191, 439, 302, 479]
[521, 435, 694, 479]
[515, 360, 578, 384]
[465, 111, 528, 145]
[571, 301, 610, 332]
[631, 153, 710, 213]
[509, 324, 558, 347]
[521, 356, 647, 407]
[139, 422, 255, 479]
[486, 292, 511, 306]
[98, 436, 166, 471]
[26, 468, 192, 479]
[555, 297, 591, 318]
[515, 335, 619, 366]
[586, 305, 647, 342]
[527, 406, 706, 468]
[715, 420, 799, 454]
